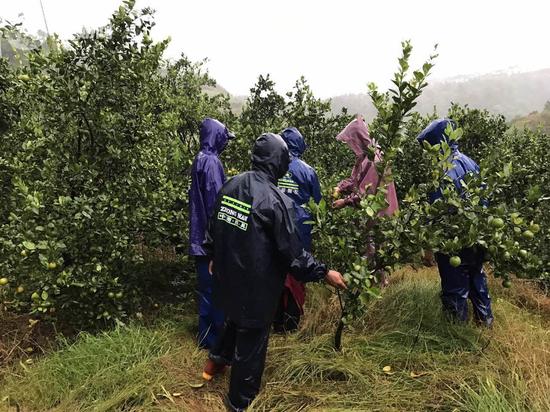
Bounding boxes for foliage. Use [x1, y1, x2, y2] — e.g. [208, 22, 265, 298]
[512, 100, 550, 135]
[309, 41, 546, 348]
[488, 127, 550, 280]
[447, 103, 508, 162]
[310, 41, 440, 336]
[392, 104, 508, 198]
[0, 1, 548, 331]
[283, 76, 353, 182]
[0, 1, 228, 326]
[226, 75, 353, 179]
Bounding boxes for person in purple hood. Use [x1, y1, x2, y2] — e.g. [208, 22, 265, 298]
[189, 118, 235, 349]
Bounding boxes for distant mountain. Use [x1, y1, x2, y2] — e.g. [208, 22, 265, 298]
[203, 84, 246, 114]
[330, 68, 550, 121]
[511, 101, 550, 134]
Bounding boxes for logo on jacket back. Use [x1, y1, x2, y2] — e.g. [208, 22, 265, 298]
[218, 195, 251, 231]
[278, 172, 299, 195]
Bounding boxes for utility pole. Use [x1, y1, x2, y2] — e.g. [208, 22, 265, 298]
[39, 0, 50, 36]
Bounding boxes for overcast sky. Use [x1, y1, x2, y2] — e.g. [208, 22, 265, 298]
[2, 0, 550, 97]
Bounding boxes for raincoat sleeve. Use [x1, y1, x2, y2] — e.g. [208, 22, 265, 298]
[202, 197, 219, 259]
[201, 158, 226, 220]
[271, 198, 327, 282]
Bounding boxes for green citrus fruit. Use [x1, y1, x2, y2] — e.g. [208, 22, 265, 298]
[21, 250, 27, 257]
[491, 218, 505, 229]
[449, 256, 461, 267]
[108, 292, 115, 298]
[519, 249, 528, 258]
[502, 279, 512, 288]
[16, 286, 25, 293]
[522, 230, 534, 240]
[47, 262, 57, 270]
[512, 217, 523, 226]
[0, 277, 8, 286]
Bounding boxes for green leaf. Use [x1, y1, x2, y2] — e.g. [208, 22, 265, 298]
[23, 241, 36, 250]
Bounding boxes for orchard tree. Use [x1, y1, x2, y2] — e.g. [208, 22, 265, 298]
[283, 77, 353, 181]
[308, 41, 545, 349]
[0, 0, 231, 326]
[231, 74, 352, 178]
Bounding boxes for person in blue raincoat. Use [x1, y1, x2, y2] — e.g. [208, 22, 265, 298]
[273, 127, 322, 333]
[417, 119, 494, 326]
[189, 118, 235, 349]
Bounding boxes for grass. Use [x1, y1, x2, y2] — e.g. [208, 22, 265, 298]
[1, 267, 549, 411]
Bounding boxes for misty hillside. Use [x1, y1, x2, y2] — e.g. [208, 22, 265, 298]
[512, 101, 550, 133]
[330, 68, 550, 120]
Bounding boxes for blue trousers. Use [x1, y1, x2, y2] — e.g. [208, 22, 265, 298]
[435, 251, 494, 325]
[196, 256, 224, 350]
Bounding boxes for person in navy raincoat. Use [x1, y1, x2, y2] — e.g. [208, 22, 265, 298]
[189, 118, 235, 349]
[201, 132, 346, 411]
[417, 119, 494, 326]
[273, 127, 322, 333]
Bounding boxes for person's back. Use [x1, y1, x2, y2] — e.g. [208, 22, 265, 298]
[202, 133, 345, 411]
[207, 135, 327, 327]
[278, 127, 322, 249]
[189, 118, 233, 256]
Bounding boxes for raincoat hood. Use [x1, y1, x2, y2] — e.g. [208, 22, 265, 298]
[417, 119, 458, 148]
[281, 127, 306, 158]
[335, 116, 399, 216]
[199, 118, 234, 154]
[336, 116, 380, 159]
[252, 133, 290, 181]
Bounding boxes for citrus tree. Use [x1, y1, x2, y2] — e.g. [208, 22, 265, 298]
[0, 0, 230, 326]
[308, 41, 545, 349]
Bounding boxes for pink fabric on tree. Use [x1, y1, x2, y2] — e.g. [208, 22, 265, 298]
[336, 117, 399, 216]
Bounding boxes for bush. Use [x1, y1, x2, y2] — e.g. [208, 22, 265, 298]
[0, 1, 228, 326]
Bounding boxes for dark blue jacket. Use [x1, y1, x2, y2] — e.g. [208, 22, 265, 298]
[189, 118, 232, 256]
[278, 127, 322, 250]
[417, 119, 480, 203]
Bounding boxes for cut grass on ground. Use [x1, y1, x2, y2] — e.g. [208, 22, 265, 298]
[1, 267, 549, 412]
